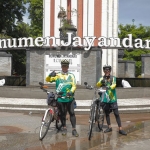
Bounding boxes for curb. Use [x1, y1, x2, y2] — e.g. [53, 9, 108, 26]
[0, 98, 150, 114]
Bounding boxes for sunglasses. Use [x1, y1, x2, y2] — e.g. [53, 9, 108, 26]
[104, 69, 111, 71]
[61, 65, 69, 67]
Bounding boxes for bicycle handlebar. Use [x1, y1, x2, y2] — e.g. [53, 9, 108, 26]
[84, 82, 93, 90]
[39, 82, 72, 99]
[84, 82, 107, 92]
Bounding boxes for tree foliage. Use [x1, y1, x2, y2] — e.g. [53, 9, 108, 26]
[8, 22, 30, 75]
[25, 0, 43, 37]
[0, 1, 43, 76]
[0, 0, 26, 36]
[0, 1, 29, 76]
[11, 22, 30, 38]
[118, 24, 150, 77]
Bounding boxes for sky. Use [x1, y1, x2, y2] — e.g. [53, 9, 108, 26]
[23, 0, 150, 26]
[23, 4, 30, 24]
[119, 0, 150, 26]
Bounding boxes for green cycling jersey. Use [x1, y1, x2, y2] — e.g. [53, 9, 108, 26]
[96, 76, 117, 103]
[46, 72, 76, 102]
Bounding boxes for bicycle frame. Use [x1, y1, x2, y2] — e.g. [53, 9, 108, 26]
[42, 108, 53, 122]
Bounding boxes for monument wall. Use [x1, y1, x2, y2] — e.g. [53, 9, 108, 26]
[0, 52, 12, 76]
[26, 47, 102, 86]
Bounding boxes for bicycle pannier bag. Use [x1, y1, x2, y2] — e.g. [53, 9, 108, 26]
[47, 92, 57, 107]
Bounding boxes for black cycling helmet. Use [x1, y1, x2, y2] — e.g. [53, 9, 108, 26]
[103, 64, 111, 70]
[61, 59, 70, 66]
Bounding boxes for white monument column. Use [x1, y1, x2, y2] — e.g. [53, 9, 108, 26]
[101, 0, 118, 76]
[112, 0, 118, 76]
[43, 0, 50, 37]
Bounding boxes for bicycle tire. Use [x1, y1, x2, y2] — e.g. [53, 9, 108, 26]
[88, 104, 95, 140]
[97, 108, 104, 131]
[39, 110, 53, 140]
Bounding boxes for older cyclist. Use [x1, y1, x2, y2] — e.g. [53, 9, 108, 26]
[96, 65, 127, 135]
[45, 59, 79, 137]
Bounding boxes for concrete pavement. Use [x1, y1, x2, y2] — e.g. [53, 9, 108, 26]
[1, 87, 150, 149]
[1, 112, 150, 150]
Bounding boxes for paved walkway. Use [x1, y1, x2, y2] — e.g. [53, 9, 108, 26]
[0, 97, 150, 106]
[0, 97, 150, 114]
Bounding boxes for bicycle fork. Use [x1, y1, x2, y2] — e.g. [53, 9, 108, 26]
[42, 109, 53, 123]
[89, 104, 96, 123]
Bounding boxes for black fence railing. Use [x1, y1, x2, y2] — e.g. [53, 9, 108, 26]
[0, 76, 26, 86]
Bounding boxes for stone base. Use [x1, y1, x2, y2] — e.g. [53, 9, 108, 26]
[0, 52, 12, 76]
[118, 60, 135, 78]
[141, 54, 150, 77]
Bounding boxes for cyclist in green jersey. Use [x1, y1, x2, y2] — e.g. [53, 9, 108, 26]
[96, 65, 127, 135]
[46, 59, 79, 137]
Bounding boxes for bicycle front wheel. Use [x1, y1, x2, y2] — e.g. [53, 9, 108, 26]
[88, 104, 95, 140]
[39, 110, 53, 140]
[97, 108, 104, 131]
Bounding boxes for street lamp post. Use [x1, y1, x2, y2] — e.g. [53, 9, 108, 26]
[132, 19, 135, 25]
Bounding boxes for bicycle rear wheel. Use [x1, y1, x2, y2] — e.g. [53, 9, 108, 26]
[97, 108, 104, 131]
[88, 104, 95, 140]
[39, 109, 53, 140]
[56, 115, 62, 130]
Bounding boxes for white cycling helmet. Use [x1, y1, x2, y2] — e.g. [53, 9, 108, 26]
[103, 64, 111, 70]
[61, 59, 70, 66]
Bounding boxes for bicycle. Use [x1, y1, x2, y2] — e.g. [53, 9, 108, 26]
[84, 82, 105, 140]
[39, 82, 64, 141]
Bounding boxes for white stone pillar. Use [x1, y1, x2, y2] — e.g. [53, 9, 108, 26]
[112, 0, 118, 77]
[101, 0, 108, 69]
[43, 0, 50, 37]
[101, 0, 118, 76]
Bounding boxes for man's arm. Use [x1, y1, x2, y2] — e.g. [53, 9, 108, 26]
[70, 74, 76, 93]
[45, 71, 58, 83]
[110, 76, 116, 89]
[96, 77, 104, 87]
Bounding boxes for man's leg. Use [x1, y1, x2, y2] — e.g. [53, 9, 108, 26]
[104, 109, 112, 133]
[113, 108, 121, 127]
[57, 102, 67, 135]
[67, 100, 79, 137]
[113, 108, 127, 135]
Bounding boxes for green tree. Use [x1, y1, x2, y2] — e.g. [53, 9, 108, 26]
[11, 22, 30, 38]
[25, 0, 43, 37]
[118, 24, 150, 77]
[0, 0, 26, 35]
[8, 22, 30, 75]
